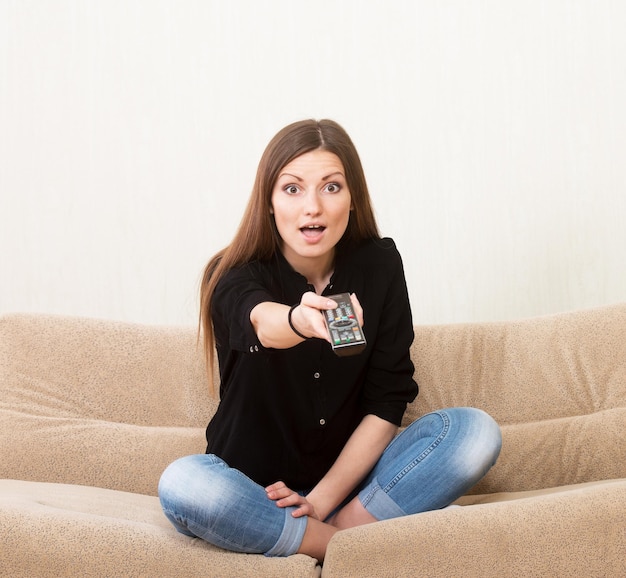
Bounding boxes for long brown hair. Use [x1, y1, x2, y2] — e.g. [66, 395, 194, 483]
[200, 119, 380, 388]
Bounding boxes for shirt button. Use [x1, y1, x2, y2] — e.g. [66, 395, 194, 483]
[319, 419, 326, 426]
[313, 372, 320, 379]
[249, 346, 254, 353]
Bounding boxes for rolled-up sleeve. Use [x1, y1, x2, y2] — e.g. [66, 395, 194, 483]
[212, 264, 275, 353]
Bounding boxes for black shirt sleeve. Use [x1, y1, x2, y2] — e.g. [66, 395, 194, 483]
[359, 243, 418, 425]
[212, 263, 275, 353]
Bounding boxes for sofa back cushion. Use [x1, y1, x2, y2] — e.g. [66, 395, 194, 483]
[0, 314, 215, 496]
[2, 304, 625, 497]
[405, 303, 626, 493]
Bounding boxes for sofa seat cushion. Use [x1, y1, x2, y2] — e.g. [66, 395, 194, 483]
[324, 478, 626, 578]
[456, 477, 626, 505]
[0, 479, 321, 578]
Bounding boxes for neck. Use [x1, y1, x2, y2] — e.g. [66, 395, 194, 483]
[282, 248, 335, 295]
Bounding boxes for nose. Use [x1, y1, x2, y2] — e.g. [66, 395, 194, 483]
[303, 190, 322, 216]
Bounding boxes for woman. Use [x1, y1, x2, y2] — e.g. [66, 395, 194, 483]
[158, 119, 502, 561]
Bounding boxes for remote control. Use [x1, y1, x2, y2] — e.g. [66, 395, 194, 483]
[323, 293, 367, 356]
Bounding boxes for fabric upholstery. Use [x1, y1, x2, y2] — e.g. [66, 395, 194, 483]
[324, 479, 626, 577]
[0, 479, 321, 578]
[405, 304, 626, 493]
[1, 304, 625, 577]
[0, 314, 214, 495]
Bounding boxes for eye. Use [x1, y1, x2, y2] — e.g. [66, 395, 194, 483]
[324, 182, 341, 193]
[284, 184, 300, 195]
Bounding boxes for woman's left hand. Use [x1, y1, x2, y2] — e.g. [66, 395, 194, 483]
[265, 481, 319, 519]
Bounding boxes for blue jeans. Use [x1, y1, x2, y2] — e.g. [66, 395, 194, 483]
[158, 407, 501, 557]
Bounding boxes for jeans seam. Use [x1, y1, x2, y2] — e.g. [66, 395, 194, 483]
[381, 411, 450, 493]
[160, 455, 286, 554]
[162, 502, 262, 552]
[359, 482, 379, 508]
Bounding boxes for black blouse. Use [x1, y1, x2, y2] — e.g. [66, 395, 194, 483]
[205, 237, 418, 489]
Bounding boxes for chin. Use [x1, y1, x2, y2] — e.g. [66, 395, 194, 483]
[290, 244, 334, 261]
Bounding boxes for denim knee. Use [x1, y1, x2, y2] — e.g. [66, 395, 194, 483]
[452, 407, 502, 479]
[358, 407, 502, 520]
[158, 454, 307, 557]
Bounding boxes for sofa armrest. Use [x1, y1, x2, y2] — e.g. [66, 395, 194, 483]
[322, 480, 626, 578]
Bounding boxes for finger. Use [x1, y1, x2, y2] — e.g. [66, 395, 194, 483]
[267, 488, 289, 500]
[265, 481, 286, 495]
[350, 293, 364, 327]
[275, 494, 304, 508]
[291, 504, 315, 518]
[266, 488, 295, 501]
[266, 482, 294, 501]
[300, 291, 337, 312]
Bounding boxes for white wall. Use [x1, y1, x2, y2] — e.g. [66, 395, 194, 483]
[1, 0, 625, 326]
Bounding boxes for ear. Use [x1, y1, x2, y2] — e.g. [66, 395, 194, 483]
[269, 206, 274, 215]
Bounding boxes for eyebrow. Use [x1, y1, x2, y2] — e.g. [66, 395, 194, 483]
[322, 172, 345, 181]
[277, 171, 345, 182]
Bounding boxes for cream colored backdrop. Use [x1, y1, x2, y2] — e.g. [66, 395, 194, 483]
[1, 1, 625, 325]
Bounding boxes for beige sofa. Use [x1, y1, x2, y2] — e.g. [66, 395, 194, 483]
[1, 304, 625, 577]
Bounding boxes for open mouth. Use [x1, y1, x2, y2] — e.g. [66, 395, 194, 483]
[300, 225, 326, 238]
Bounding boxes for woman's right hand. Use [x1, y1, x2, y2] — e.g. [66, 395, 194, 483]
[251, 292, 363, 348]
[289, 292, 338, 342]
[292, 292, 364, 343]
